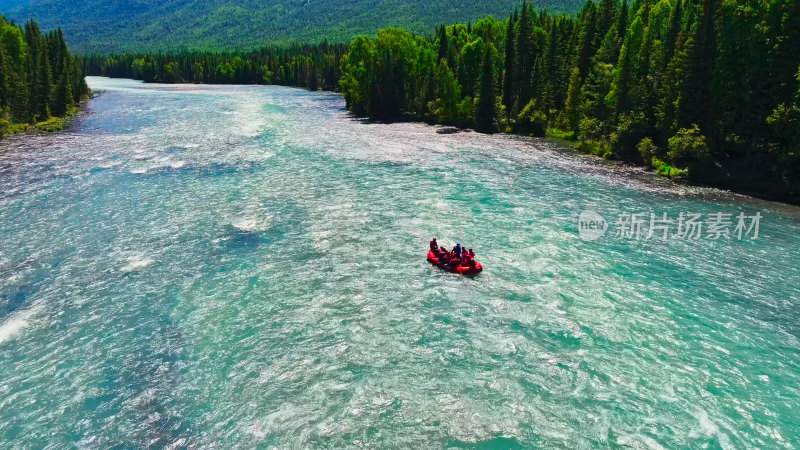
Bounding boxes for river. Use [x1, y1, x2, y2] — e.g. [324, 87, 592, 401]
[0, 77, 798, 448]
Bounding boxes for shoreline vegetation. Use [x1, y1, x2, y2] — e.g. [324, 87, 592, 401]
[3, 100, 88, 137]
[0, 16, 90, 139]
[77, 0, 800, 204]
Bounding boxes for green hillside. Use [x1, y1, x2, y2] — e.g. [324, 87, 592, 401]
[0, 0, 584, 53]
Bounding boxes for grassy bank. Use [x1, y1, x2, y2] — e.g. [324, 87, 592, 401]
[0, 100, 89, 140]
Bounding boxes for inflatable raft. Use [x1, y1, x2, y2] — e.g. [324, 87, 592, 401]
[427, 250, 483, 275]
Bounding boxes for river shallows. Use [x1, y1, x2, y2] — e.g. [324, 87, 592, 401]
[0, 77, 799, 448]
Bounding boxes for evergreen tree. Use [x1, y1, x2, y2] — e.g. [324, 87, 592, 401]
[563, 67, 582, 131]
[437, 25, 449, 63]
[675, 0, 718, 135]
[610, 16, 644, 118]
[53, 60, 73, 117]
[517, 2, 535, 105]
[663, 0, 682, 68]
[575, 2, 599, 80]
[502, 13, 517, 115]
[476, 43, 498, 132]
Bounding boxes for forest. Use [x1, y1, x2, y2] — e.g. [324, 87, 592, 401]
[0, 0, 584, 53]
[0, 16, 90, 137]
[86, 43, 348, 91]
[86, 0, 800, 200]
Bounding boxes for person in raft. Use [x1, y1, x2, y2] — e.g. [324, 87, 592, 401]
[431, 239, 477, 268]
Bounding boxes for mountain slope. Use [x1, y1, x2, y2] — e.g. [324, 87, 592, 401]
[0, 0, 584, 53]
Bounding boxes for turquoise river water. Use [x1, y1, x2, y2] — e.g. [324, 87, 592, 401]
[0, 77, 799, 448]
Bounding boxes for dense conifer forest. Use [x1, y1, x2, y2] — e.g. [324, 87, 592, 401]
[0, 0, 581, 53]
[86, 43, 347, 91]
[87, 0, 800, 200]
[0, 16, 89, 137]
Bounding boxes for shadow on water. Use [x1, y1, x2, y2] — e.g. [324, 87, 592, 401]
[0, 255, 61, 318]
[436, 127, 462, 135]
[222, 223, 289, 252]
[125, 161, 267, 180]
[446, 436, 525, 449]
[78, 292, 195, 447]
[224, 226, 268, 251]
[0, 284, 36, 319]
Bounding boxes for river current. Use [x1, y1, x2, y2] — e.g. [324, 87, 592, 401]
[0, 77, 798, 448]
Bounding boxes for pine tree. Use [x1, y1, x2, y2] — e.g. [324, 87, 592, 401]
[502, 13, 517, 116]
[663, 0, 682, 69]
[610, 16, 644, 118]
[437, 25, 449, 63]
[517, 2, 535, 105]
[0, 39, 9, 111]
[575, 2, 599, 80]
[600, 0, 617, 35]
[656, 44, 682, 138]
[53, 59, 73, 117]
[563, 67, 582, 131]
[476, 43, 498, 132]
[614, 1, 630, 60]
[770, 0, 800, 103]
[542, 19, 565, 111]
[675, 0, 718, 136]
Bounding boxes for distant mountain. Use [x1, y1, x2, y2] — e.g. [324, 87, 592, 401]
[0, 0, 584, 53]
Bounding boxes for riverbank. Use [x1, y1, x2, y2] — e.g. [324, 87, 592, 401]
[358, 111, 800, 206]
[0, 94, 93, 141]
[0, 117, 70, 138]
[538, 126, 798, 206]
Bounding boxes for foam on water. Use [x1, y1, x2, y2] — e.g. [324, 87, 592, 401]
[121, 255, 155, 273]
[0, 302, 42, 345]
[0, 316, 29, 345]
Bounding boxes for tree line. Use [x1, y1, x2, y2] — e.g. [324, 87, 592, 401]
[0, 16, 90, 136]
[86, 0, 800, 200]
[85, 42, 348, 91]
[338, 0, 799, 197]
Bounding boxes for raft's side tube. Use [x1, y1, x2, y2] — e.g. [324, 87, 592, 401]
[428, 250, 482, 275]
[456, 262, 483, 275]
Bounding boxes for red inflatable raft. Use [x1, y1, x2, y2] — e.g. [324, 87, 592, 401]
[427, 250, 483, 275]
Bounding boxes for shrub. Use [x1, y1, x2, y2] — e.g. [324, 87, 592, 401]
[455, 96, 475, 128]
[578, 117, 606, 141]
[637, 138, 659, 167]
[652, 158, 687, 178]
[34, 117, 66, 133]
[576, 140, 613, 159]
[767, 102, 800, 165]
[495, 97, 508, 132]
[0, 119, 10, 138]
[546, 128, 577, 141]
[667, 125, 710, 167]
[515, 99, 547, 137]
[610, 112, 649, 162]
